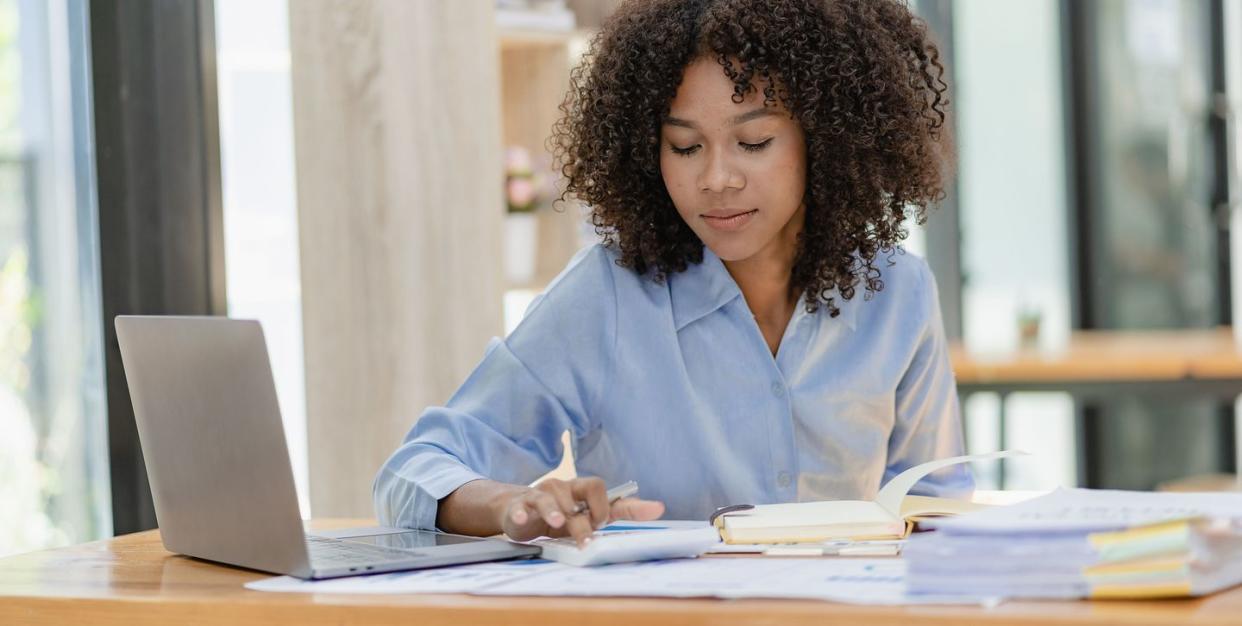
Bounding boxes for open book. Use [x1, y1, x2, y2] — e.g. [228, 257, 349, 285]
[714, 451, 1024, 544]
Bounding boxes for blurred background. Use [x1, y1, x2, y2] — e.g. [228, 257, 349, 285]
[4, 0, 1242, 557]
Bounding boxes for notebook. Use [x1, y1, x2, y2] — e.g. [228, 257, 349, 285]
[713, 451, 1022, 544]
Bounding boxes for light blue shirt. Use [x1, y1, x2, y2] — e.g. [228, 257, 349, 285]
[374, 244, 972, 529]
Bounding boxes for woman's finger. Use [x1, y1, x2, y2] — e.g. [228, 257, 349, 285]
[570, 477, 609, 530]
[507, 498, 531, 526]
[545, 481, 595, 547]
[610, 497, 665, 522]
[528, 489, 567, 531]
[502, 495, 546, 539]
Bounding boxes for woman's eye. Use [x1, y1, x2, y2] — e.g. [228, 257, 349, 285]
[739, 138, 773, 153]
[670, 144, 700, 156]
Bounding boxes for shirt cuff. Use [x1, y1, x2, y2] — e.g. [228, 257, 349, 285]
[375, 456, 487, 531]
[417, 464, 488, 531]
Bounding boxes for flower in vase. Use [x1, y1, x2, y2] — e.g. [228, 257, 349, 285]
[507, 177, 537, 212]
[505, 145, 545, 213]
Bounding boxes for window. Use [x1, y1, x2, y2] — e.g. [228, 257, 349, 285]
[0, 0, 109, 556]
[215, 0, 308, 517]
[953, 0, 1076, 489]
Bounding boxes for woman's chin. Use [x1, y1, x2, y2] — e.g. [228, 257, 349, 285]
[703, 238, 759, 264]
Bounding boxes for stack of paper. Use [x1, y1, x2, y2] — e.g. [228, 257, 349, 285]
[904, 488, 1242, 599]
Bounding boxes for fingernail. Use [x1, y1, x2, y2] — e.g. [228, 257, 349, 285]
[548, 512, 564, 528]
[512, 509, 527, 524]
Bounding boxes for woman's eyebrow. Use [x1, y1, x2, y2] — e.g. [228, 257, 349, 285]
[729, 107, 778, 126]
[663, 107, 777, 129]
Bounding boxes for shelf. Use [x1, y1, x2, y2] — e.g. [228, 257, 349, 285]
[498, 27, 593, 52]
[496, 4, 578, 50]
[499, 27, 571, 49]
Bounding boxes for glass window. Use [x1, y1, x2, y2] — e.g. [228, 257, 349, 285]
[0, 0, 109, 556]
[953, 0, 1076, 489]
[1228, 0, 1242, 466]
[215, 0, 309, 518]
[1088, 0, 1217, 331]
[1079, 0, 1227, 490]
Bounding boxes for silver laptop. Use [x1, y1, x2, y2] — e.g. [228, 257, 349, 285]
[115, 315, 540, 579]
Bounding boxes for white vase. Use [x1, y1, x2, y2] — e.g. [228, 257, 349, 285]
[505, 212, 538, 286]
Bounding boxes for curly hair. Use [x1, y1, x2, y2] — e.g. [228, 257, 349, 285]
[550, 0, 951, 316]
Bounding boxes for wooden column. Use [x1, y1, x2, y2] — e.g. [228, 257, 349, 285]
[289, 1, 504, 517]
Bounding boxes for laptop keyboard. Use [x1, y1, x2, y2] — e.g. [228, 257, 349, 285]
[306, 536, 426, 568]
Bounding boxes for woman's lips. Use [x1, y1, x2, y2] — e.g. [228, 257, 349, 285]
[701, 209, 758, 232]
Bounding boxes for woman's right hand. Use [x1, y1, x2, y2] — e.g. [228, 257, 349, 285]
[498, 477, 665, 547]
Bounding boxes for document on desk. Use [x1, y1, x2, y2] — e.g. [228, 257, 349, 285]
[245, 559, 563, 594]
[475, 557, 984, 605]
[924, 487, 1242, 534]
[248, 557, 986, 605]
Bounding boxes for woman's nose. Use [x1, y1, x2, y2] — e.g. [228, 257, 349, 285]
[698, 148, 744, 193]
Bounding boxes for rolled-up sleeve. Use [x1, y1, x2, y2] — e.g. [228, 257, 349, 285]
[884, 259, 975, 498]
[373, 246, 618, 529]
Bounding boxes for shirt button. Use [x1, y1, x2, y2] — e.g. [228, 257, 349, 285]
[770, 381, 786, 398]
[777, 471, 792, 488]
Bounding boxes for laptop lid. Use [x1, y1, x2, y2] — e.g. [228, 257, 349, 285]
[115, 316, 312, 577]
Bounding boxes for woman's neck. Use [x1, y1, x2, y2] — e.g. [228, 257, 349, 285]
[725, 252, 799, 323]
[721, 221, 803, 354]
[721, 203, 804, 324]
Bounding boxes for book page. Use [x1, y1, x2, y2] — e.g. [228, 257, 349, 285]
[723, 500, 895, 528]
[875, 450, 1027, 517]
[899, 495, 989, 519]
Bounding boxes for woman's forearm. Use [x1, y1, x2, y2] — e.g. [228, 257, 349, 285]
[436, 479, 529, 536]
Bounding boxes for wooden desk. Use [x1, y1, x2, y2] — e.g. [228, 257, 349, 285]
[3, 521, 1242, 625]
[950, 328, 1242, 487]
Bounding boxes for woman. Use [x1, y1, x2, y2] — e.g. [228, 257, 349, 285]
[375, 0, 971, 547]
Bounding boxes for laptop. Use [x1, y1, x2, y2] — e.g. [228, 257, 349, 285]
[114, 315, 540, 579]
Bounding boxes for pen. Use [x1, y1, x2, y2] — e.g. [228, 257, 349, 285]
[569, 480, 639, 516]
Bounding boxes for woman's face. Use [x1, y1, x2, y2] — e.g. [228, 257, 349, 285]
[660, 57, 808, 265]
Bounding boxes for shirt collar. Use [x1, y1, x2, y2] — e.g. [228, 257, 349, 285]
[826, 285, 860, 331]
[670, 246, 742, 331]
[669, 246, 860, 332]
